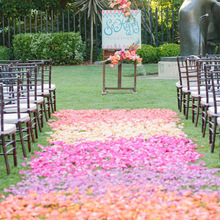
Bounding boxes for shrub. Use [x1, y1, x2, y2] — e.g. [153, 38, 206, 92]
[0, 46, 12, 60]
[13, 33, 39, 61]
[97, 49, 103, 61]
[13, 32, 85, 65]
[157, 43, 180, 58]
[137, 45, 159, 64]
[136, 44, 180, 64]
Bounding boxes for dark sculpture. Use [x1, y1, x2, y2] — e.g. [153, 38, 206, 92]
[179, 0, 220, 56]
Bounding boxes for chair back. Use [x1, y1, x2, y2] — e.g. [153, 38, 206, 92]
[0, 70, 32, 113]
[185, 56, 200, 90]
[204, 64, 220, 115]
[26, 59, 52, 90]
[0, 83, 4, 132]
[0, 59, 21, 64]
[15, 61, 51, 92]
[177, 55, 200, 88]
[195, 58, 220, 95]
[9, 65, 38, 99]
[177, 56, 187, 87]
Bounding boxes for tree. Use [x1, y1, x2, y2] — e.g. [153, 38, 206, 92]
[0, 0, 70, 17]
[145, 0, 183, 8]
[72, 0, 107, 64]
[132, 0, 183, 45]
[32, 0, 70, 10]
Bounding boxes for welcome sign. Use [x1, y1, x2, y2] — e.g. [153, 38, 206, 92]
[102, 10, 141, 50]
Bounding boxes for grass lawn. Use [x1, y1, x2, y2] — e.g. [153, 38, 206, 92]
[0, 63, 219, 195]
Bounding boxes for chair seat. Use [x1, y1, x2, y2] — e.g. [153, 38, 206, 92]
[176, 81, 182, 88]
[217, 117, 220, 125]
[182, 86, 206, 93]
[30, 90, 50, 96]
[191, 91, 213, 98]
[5, 103, 37, 113]
[0, 124, 16, 135]
[37, 90, 50, 96]
[207, 106, 220, 116]
[191, 90, 208, 98]
[182, 87, 190, 93]
[4, 113, 30, 124]
[37, 84, 56, 91]
[3, 85, 17, 92]
[20, 96, 44, 104]
[201, 96, 220, 106]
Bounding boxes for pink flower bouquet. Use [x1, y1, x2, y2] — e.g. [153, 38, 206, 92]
[110, 0, 131, 17]
[106, 43, 142, 68]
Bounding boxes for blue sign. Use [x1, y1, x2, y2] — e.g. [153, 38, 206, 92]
[102, 10, 141, 49]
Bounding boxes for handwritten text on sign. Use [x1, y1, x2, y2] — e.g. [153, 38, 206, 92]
[102, 10, 141, 49]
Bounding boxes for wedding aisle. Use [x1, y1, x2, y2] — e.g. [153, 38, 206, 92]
[1, 108, 220, 219]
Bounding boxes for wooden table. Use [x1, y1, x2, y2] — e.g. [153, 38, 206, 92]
[102, 50, 137, 94]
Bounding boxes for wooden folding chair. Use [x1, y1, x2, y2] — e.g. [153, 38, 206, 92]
[0, 83, 17, 175]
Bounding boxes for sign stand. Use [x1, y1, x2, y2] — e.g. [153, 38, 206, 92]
[102, 10, 141, 95]
[102, 49, 137, 95]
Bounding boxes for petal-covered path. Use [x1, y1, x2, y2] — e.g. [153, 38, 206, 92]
[1, 109, 220, 219]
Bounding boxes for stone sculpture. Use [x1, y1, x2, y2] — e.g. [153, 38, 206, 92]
[179, 0, 220, 56]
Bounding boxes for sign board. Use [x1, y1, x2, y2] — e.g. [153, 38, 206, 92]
[102, 10, 141, 50]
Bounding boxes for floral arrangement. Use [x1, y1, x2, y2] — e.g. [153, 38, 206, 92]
[106, 43, 142, 68]
[110, 0, 131, 17]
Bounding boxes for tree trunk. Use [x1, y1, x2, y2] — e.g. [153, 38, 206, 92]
[90, 17, 94, 64]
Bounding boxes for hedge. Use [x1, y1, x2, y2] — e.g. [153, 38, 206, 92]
[137, 43, 180, 64]
[13, 32, 85, 65]
[0, 46, 12, 60]
[157, 43, 180, 58]
[137, 45, 159, 64]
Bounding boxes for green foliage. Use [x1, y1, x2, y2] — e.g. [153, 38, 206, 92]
[137, 43, 180, 63]
[12, 32, 85, 65]
[149, 0, 183, 9]
[31, 0, 67, 10]
[0, 0, 33, 17]
[0, 46, 12, 60]
[97, 49, 104, 61]
[13, 33, 35, 61]
[71, 0, 107, 22]
[146, 0, 182, 45]
[71, 0, 107, 64]
[137, 44, 159, 64]
[157, 43, 180, 57]
[0, 0, 69, 16]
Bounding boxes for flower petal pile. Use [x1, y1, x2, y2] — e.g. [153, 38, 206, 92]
[1, 108, 220, 218]
[47, 109, 183, 143]
[1, 186, 220, 220]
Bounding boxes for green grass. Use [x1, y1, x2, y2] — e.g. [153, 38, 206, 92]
[0, 63, 219, 195]
[123, 64, 158, 77]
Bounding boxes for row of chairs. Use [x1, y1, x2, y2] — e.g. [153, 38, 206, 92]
[0, 59, 56, 174]
[176, 55, 220, 153]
